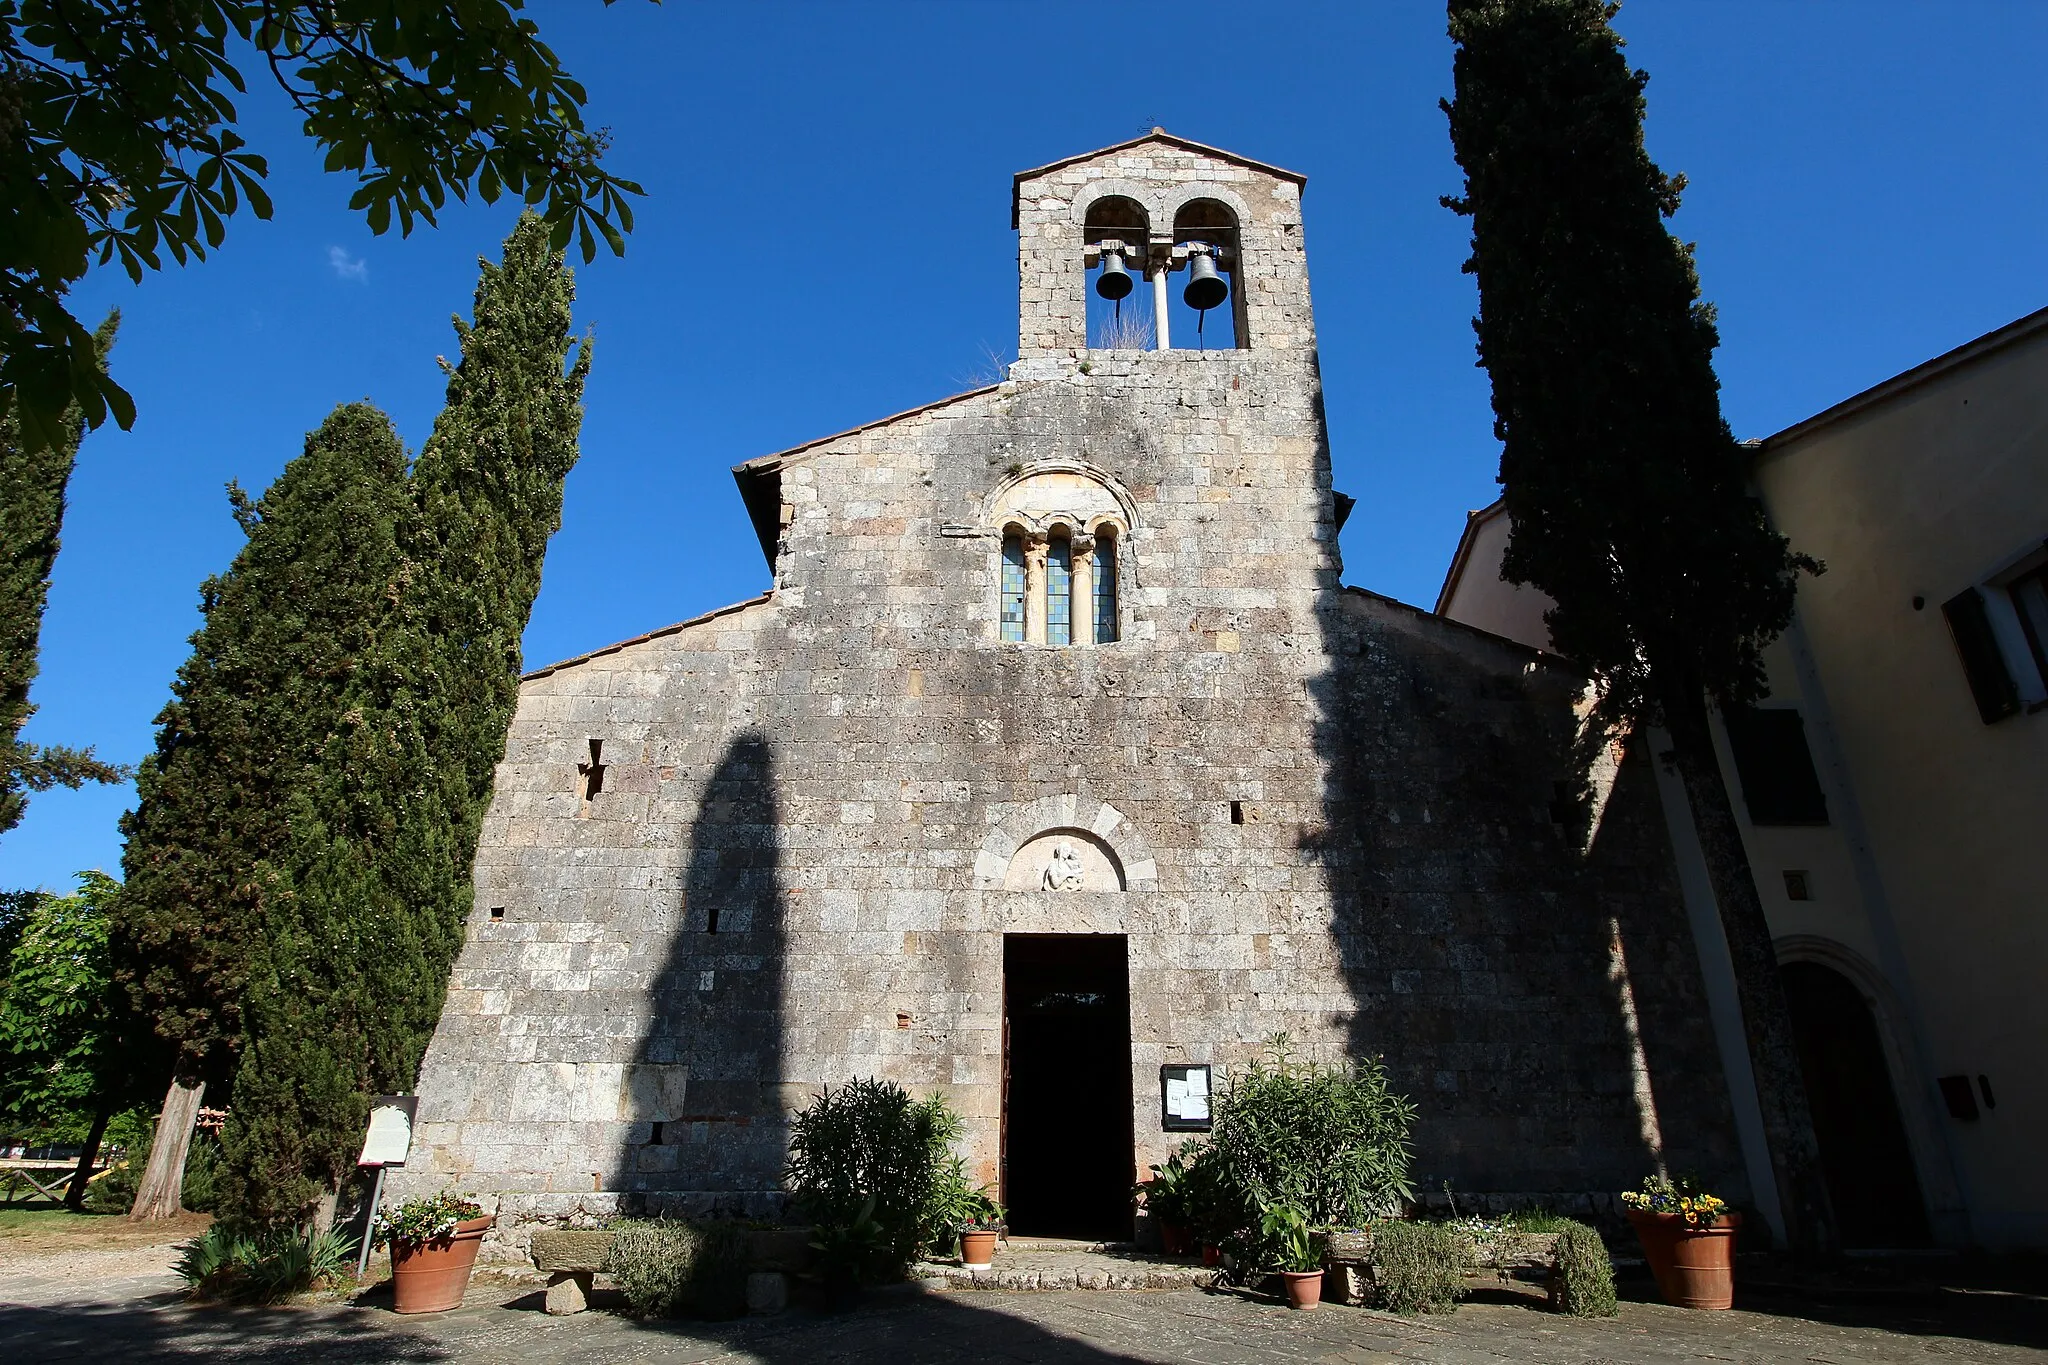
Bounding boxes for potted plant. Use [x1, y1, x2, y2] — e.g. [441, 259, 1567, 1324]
[955, 1187, 1006, 1270]
[1621, 1175, 1740, 1310]
[1134, 1144, 1197, 1256]
[810, 1196, 894, 1309]
[374, 1191, 493, 1314]
[1259, 1200, 1326, 1309]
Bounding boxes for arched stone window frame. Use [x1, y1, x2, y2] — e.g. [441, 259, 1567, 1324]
[1773, 934, 1966, 1239]
[984, 461, 1137, 647]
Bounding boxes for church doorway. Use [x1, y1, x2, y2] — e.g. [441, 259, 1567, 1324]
[1781, 960, 1932, 1248]
[1002, 934, 1135, 1240]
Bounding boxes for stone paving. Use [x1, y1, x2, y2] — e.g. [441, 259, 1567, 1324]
[914, 1238, 1218, 1291]
[5, 1246, 2046, 1365]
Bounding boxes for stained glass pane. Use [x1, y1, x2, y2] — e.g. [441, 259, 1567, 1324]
[1000, 535, 1026, 642]
[1094, 535, 1118, 643]
[1047, 536, 1072, 646]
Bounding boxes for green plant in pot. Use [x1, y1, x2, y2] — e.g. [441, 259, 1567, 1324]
[373, 1191, 493, 1314]
[809, 1196, 895, 1304]
[1134, 1142, 1199, 1256]
[1622, 1174, 1740, 1310]
[953, 1185, 1006, 1270]
[1259, 1199, 1326, 1309]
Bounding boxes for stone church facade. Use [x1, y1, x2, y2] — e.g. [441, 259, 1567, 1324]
[398, 133, 1747, 1255]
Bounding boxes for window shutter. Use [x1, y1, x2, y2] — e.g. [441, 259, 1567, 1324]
[1941, 587, 2020, 725]
[1722, 707, 1830, 825]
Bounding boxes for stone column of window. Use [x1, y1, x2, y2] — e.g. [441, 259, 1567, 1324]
[1024, 535, 1049, 645]
[1071, 536, 1096, 645]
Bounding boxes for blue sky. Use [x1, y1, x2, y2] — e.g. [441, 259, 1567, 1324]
[10, 2, 2048, 890]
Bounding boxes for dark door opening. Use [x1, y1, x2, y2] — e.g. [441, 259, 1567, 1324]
[1782, 960, 1932, 1248]
[1003, 934, 1134, 1240]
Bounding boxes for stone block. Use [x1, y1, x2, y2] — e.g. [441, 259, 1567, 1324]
[745, 1271, 788, 1314]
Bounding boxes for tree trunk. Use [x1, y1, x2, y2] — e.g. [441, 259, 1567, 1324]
[129, 1074, 205, 1221]
[62, 1105, 111, 1211]
[1663, 686, 1840, 1259]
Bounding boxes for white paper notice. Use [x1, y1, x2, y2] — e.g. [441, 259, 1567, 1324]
[358, 1104, 414, 1167]
[1165, 1078, 1189, 1115]
[1185, 1069, 1209, 1119]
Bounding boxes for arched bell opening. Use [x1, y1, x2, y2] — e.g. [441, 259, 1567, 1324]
[1084, 196, 1154, 350]
[1172, 199, 1243, 351]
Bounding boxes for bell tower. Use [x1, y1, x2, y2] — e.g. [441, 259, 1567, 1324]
[1011, 130, 1316, 360]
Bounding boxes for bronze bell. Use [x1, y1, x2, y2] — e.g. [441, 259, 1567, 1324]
[1183, 245, 1228, 312]
[1095, 244, 1134, 301]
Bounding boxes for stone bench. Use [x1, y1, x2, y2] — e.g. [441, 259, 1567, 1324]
[1324, 1229, 1564, 1309]
[529, 1226, 812, 1316]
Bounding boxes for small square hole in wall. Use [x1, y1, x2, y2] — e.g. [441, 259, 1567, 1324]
[648, 1121, 665, 1145]
[896, 1012, 913, 1030]
[1230, 801, 1245, 825]
[489, 906, 505, 921]
[1782, 871, 1811, 901]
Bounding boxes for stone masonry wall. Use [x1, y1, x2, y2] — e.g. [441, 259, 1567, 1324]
[397, 138, 1745, 1260]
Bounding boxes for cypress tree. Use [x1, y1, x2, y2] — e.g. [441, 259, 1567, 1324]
[113, 404, 412, 1218]
[1442, 0, 1835, 1255]
[1, 314, 127, 836]
[220, 215, 589, 1226]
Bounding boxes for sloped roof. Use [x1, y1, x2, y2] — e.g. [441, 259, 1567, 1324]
[521, 593, 773, 681]
[1011, 130, 1307, 228]
[1757, 301, 2048, 453]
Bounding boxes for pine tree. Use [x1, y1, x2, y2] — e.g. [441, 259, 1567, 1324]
[113, 404, 412, 1218]
[220, 215, 588, 1226]
[1, 314, 128, 836]
[1442, 0, 1835, 1255]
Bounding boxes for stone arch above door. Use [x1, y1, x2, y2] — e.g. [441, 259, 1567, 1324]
[972, 794, 1158, 891]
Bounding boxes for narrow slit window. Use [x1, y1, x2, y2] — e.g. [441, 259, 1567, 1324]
[1047, 533, 1072, 646]
[1093, 530, 1119, 643]
[1000, 533, 1026, 642]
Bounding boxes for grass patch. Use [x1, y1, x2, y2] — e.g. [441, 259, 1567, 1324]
[1503, 1208, 1576, 1234]
[0, 1205, 121, 1236]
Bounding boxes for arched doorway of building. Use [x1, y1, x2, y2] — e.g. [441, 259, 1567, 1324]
[1781, 960, 1931, 1248]
[1002, 934, 1134, 1239]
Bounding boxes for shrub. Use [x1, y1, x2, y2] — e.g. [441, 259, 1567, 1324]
[1206, 1035, 1415, 1231]
[603, 1217, 750, 1319]
[1372, 1220, 1465, 1315]
[1551, 1220, 1618, 1317]
[784, 1078, 963, 1273]
[604, 1219, 696, 1318]
[172, 1224, 354, 1302]
[807, 1196, 896, 1290]
[86, 1118, 221, 1214]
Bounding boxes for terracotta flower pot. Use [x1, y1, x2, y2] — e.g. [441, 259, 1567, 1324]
[1277, 1269, 1322, 1309]
[1158, 1219, 1192, 1257]
[390, 1215, 494, 1314]
[960, 1228, 1000, 1270]
[1627, 1209, 1740, 1310]
[1201, 1243, 1221, 1267]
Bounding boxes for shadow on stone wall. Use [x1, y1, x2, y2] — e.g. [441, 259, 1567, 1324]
[1305, 589, 1744, 1212]
[616, 730, 788, 1218]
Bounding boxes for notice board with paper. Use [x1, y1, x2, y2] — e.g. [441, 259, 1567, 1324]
[357, 1095, 419, 1168]
[1159, 1064, 1211, 1132]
